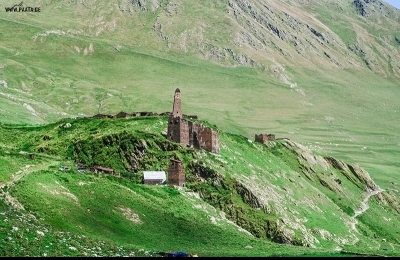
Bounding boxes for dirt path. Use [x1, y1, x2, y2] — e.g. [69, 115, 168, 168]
[353, 187, 384, 218]
[0, 164, 34, 210]
[0, 160, 59, 210]
[347, 187, 384, 245]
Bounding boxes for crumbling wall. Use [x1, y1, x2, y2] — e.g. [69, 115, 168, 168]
[211, 129, 219, 154]
[179, 120, 190, 146]
[90, 111, 160, 119]
[255, 134, 275, 144]
[198, 126, 219, 154]
[255, 134, 268, 143]
[166, 88, 220, 154]
[189, 121, 200, 149]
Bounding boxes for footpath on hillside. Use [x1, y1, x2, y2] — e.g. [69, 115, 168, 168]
[354, 187, 384, 218]
[0, 156, 60, 210]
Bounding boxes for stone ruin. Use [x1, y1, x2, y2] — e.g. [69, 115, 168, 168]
[167, 88, 220, 154]
[255, 133, 275, 144]
[168, 159, 185, 187]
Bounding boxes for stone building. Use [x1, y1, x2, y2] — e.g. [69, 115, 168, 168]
[167, 88, 219, 154]
[255, 133, 276, 144]
[168, 159, 185, 187]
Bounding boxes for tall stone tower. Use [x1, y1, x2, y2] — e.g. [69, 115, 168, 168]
[166, 88, 219, 153]
[171, 88, 182, 118]
[167, 88, 190, 145]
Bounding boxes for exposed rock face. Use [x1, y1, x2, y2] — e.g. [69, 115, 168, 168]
[124, 0, 399, 77]
[187, 161, 301, 245]
[32, 0, 400, 80]
[187, 137, 400, 247]
[189, 162, 224, 184]
[354, 0, 372, 17]
[233, 180, 264, 209]
[352, 0, 388, 17]
[131, 0, 160, 12]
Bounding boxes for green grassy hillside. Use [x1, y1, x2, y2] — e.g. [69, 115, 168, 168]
[1, 0, 400, 256]
[1, 115, 399, 256]
[1, 0, 399, 195]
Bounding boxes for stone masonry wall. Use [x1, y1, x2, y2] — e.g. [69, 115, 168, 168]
[255, 134, 268, 144]
[255, 134, 275, 144]
[166, 88, 220, 154]
[179, 119, 190, 147]
[198, 126, 219, 154]
[211, 130, 219, 154]
[168, 159, 185, 187]
[167, 116, 181, 143]
[143, 179, 165, 185]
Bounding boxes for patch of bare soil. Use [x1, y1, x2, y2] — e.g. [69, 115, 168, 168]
[116, 206, 143, 224]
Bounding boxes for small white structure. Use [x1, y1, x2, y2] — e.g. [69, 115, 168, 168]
[143, 171, 166, 185]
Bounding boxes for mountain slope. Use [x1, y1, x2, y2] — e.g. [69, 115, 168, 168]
[1, 115, 400, 256]
[1, 1, 399, 194]
[1, 0, 400, 255]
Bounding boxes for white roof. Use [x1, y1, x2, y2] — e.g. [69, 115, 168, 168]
[143, 171, 166, 180]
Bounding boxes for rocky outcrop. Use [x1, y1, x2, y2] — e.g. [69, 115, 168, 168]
[353, 0, 372, 17]
[232, 180, 264, 209]
[35, 0, 400, 79]
[72, 130, 181, 175]
[187, 161, 300, 244]
[352, 0, 388, 17]
[131, 0, 160, 12]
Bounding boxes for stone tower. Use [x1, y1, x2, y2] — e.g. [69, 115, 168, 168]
[168, 159, 185, 187]
[167, 88, 188, 144]
[172, 88, 182, 118]
[166, 88, 219, 153]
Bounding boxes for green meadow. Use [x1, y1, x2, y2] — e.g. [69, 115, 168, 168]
[1, 116, 400, 256]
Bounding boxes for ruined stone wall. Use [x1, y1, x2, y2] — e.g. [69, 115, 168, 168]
[90, 111, 165, 119]
[255, 134, 268, 144]
[166, 88, 219, 153]
[255, 134, 275, 144]
[211, 129, 219, 154]
[189, 121, 200, 149]
[197, 127, 209, 151]
[168, 159, 185, 187]
[267, 134, 275, 140]
[167, 117, 191, 147]
[198, 126, 219, 154]
[179, 120, 190, 147]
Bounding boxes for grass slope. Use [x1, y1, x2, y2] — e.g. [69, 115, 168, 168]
[1, 1, 400, 196]
[1, 115, 400, 256]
